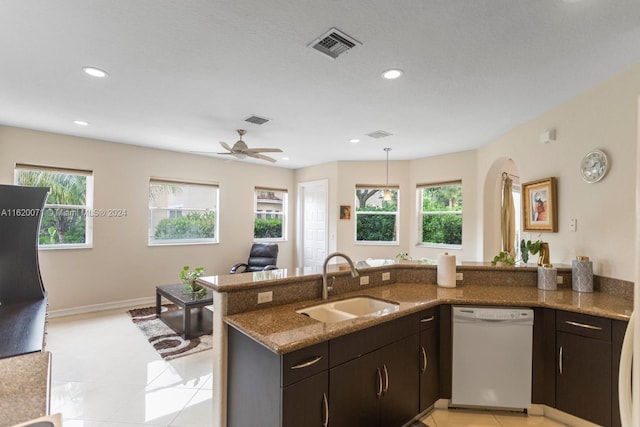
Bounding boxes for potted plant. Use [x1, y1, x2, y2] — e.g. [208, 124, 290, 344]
[396, 252, 412, 261]
[491, 251, 516, 266]
[520, 238, 549, 265]
[180, 266, 206, 295]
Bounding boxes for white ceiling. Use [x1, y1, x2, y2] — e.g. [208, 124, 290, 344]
[1, 1, 639, 169]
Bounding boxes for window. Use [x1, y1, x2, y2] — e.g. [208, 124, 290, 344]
[15, 164, 94, 249]
[355, 186, 399, 244]
[419, 181, 463, 247]
[149, 179, 218, 245]
[254, 188, 287, 240]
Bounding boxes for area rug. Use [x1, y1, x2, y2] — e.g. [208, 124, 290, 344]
[127, 304, 213, 361]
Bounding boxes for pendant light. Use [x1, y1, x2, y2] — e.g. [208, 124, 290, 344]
[383, 147, 392, 201]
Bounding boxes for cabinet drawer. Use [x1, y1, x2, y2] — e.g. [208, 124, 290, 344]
[556, 310, 611, 341]
[282, 341, 329, 387]
[418, 307, 439, 331]
[330, 313, 419, 367]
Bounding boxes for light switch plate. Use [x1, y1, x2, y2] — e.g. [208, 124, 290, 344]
[257, 291, 273, 304]
[382, 272, 391, 281]
[456, 273, 463, 281]
[360, 276, 369, 285]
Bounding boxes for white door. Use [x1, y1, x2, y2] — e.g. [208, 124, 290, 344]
[298, 180, 328, 268]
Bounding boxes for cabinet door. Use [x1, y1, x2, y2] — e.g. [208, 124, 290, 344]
[556, 331, 612, 426]
[329, 350, 381, 427]
[380, 334, 420, 427]
[420, 327, 440, 411]
[612, 320, 628, 427]
[282, 371, 328, 427]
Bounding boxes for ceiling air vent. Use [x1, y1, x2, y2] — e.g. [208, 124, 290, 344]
[308, 27, 361, 59]
[245, 115, 270, 125]
[366, 130, 393, 139]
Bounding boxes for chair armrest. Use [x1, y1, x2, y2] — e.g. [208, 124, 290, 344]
[230, 263, 248, 274]
[263, 265, 278, 271]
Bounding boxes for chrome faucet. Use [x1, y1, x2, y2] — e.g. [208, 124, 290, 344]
[322, 252, 359, 300]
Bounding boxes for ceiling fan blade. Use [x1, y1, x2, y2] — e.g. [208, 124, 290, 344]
[247, 152, 277, 163]
[243, 148, 283, 154]
[219, 141, 233, 152]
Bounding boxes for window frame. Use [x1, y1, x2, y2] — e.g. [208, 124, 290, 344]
[354, 186, 400, 245]
[417, 181, 463, 249]
[148, 178, 219, 246]
[254, 187, 287, 242]
[14, 164, 94, 250]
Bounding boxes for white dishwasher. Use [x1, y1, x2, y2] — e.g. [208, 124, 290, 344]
[451, 306, 534, 410]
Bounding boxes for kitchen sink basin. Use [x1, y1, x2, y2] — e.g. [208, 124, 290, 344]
[296, 305, 358, 323]
[296, 296, 399, 323]
[331, 297, 399, 317]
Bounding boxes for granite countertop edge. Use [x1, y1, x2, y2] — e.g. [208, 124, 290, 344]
[225, 282, 632, 355]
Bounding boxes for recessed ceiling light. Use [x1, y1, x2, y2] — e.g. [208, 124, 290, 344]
[281, 157, 289, 161]
[73, 120, 89, 126]
[349, 138, 360, 143]
[82, 66, 108, 78]
[382, 69, 403, 80]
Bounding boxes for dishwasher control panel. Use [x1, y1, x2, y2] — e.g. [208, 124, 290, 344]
[454, 306, 533, 322]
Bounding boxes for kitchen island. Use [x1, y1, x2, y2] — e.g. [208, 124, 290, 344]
[197, 261, 633, 427]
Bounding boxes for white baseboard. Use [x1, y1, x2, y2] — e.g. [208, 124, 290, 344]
[47, 296, 156, 318]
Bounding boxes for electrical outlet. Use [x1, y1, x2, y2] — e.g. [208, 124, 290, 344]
[456, 272, 463, 281]
[359, 276, 369, 285]
[257, 291, 273, 304]
[557, 276, 563, 284]
[382, 272, 391, 281]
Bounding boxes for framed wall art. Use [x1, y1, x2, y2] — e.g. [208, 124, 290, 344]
[340, 205, 351, 220]
[522, 177, 557, 232]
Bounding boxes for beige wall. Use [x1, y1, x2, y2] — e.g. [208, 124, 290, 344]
[478, 62, 640, 281]
[0, 126, 295, 311]
[2, 62, 638, 311]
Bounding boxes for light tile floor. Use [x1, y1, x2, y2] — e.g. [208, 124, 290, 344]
[46, 308, 566, 427]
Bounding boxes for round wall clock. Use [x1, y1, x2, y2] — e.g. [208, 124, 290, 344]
[580, 149, 608, 183]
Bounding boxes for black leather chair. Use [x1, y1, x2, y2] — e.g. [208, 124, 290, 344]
[230, 243, 279, 273]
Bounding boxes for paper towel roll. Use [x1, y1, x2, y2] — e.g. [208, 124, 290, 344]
[437, 252, 456, 288]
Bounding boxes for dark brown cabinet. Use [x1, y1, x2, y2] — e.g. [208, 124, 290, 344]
[556, 310, 612, 426]
[329, 313, 420, 427]
[329, 333, 419, 427]
[227, 327, 329, 427]
[282, 371, 328, 427]
[419, 307, 440, 411]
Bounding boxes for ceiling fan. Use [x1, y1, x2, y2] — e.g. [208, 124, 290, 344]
[217, 129, 283, 163]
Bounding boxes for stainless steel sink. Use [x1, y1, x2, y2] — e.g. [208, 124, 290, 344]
[296, 296, 399, 323]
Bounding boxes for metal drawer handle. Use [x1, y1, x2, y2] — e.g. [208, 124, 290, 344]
[376, 368, 383, 398]
[559, 346, 563, 375]
[322, 393, 329, 427]
[290, 355, 323, 370]
[565, 320, 602, 331]
[420, 316, 435, 323]
[382, 364, 389, 393]
[420, 346, 428, 374]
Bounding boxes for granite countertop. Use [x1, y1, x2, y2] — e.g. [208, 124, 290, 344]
[198, 261, 572, 293]
[0, 351, 51, 427]
[225, 283, 633, 355]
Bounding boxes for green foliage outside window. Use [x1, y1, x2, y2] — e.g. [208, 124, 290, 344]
[357, 214, 396, 241]
[16, 169, 89, 245]
[154, 211, 215, 240]
[355, 189, 398, 242]
[421, 184, 463, 245]
[254, 218, 283, 238]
